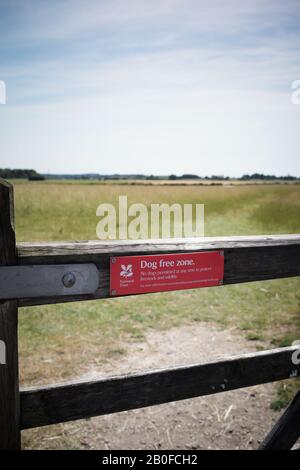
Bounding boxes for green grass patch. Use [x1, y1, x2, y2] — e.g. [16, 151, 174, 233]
[14, 182, 300, 409]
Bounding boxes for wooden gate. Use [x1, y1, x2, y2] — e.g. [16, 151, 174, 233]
[0, 179, 299, 450]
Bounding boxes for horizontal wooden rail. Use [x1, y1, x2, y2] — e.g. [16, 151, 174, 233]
[20, 345, 300, 430]
[17, 235, 300, 306]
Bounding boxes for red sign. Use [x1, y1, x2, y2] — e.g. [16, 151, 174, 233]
[110, 251, 224, 296]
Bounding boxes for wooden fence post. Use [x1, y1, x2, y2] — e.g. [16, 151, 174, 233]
[0, 179, 20, 449]
[259, 389, 300, 450]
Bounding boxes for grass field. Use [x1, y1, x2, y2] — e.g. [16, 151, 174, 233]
[12, 180, 300, 409]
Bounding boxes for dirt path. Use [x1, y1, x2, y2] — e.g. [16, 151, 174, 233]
[22, 322, 280, 450]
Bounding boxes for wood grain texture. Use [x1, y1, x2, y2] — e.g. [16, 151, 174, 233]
[16, 235, 300, 306]
[20, 345, 300, 430]
[0, 179, 20, 449]
[259, 389, 300, 450]
[17, 234, 300, 258]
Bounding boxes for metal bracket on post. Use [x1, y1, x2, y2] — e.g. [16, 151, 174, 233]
[0, 264, 100, 300]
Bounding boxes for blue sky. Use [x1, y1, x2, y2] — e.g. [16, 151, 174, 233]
[0, 0, 299, 176]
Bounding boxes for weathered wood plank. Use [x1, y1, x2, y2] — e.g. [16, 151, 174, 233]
[0, 180, 20, 449]
[20, 346, 300, 430]
[16, 235, 300, 306]
[17, 234, 300, 259]
[259, 389, 300, 450]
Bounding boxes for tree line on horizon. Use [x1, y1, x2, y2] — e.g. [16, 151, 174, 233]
[0, 168, 298, 181]
[0, 168, 45, 180]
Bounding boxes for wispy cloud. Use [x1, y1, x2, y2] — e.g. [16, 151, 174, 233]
[1, 0, 299, 103]
[0, 0, 299, 175]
